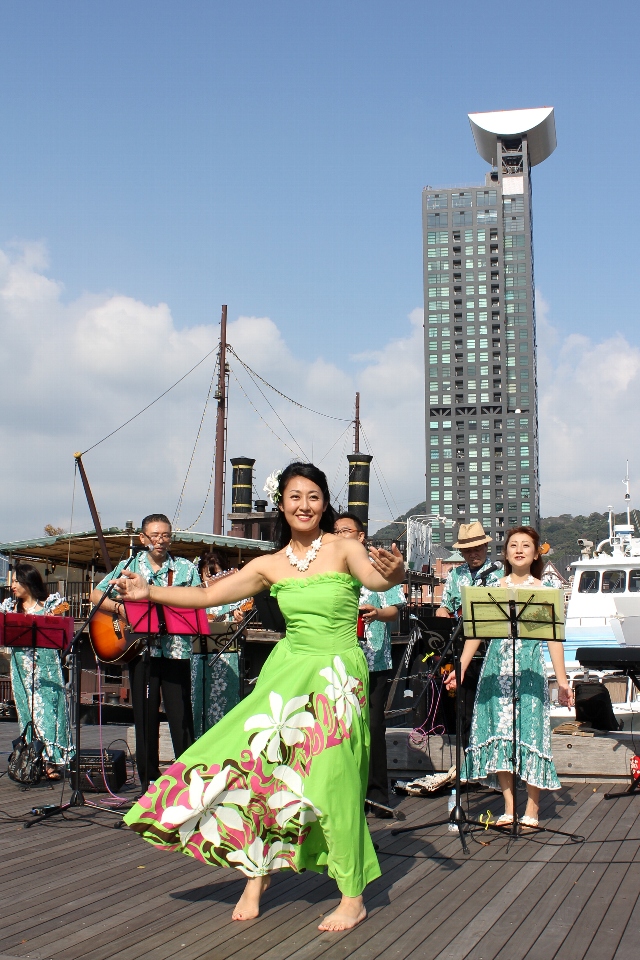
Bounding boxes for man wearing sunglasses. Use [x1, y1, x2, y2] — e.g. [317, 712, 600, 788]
[91, 513, 200, 791]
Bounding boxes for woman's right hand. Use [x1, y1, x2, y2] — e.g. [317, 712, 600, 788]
[112, 570, 151, 602]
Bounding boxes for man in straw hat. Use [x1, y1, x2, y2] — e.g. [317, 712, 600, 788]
[436, 521, 503, 743]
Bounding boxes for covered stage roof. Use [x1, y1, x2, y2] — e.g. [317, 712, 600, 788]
[0, 528, 274, 572]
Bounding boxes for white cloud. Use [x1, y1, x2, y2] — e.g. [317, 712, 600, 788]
[537, 293, 640, 517]
[0, 243, 426, 542]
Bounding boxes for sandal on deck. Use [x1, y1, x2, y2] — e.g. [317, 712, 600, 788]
[495, 814, 514, 828]
[518, 815, 539, 833]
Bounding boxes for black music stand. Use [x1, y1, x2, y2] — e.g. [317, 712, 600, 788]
[393, 587, 583, 849]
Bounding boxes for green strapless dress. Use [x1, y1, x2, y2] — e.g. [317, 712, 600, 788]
[123, 572, 381, 897]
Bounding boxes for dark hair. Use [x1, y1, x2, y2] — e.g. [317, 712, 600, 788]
[272, 462, 337, 550]
[334, 512, 365, 534]
[14, 563, 48, 608]
[198, 550, 230, 579]
[502, 526, 543, 580]
[141, 513, 171, 532]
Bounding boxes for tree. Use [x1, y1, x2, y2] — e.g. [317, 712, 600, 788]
[44, 524, 65, 537]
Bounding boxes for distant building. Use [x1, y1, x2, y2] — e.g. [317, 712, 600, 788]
[423, 107, 556, 550]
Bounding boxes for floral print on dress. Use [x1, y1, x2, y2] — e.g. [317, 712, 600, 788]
[358, 584, 406, 672]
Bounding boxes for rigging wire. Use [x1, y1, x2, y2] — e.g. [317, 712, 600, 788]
[231, 360, 309, 461]
[330, 428, 354, 507]
[80, 343, 219, 456]
[227, 346, 351, 421]
[230, 369, 300, 458]
[173, 359, 218, 528]
[317, 421, 354, 467]
[360, 423, 403, 520]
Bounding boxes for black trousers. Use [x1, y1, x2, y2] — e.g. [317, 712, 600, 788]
[367, 669, 391, 804]
[128, 654, 194, 791]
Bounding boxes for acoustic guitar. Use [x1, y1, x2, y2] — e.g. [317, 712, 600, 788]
[89, 609, 143, 664]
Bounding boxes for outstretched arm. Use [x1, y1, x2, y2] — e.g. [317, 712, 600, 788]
[113, 557, 271, 609]
[342, 539, 405, 591]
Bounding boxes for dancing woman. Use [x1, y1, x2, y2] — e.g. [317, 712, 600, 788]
[1, 563, 72, 778]
[115, 462, 404, 931]
[446, 527, 572, 830]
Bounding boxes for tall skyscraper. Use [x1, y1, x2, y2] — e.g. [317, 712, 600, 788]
[423, 107, 556, 552]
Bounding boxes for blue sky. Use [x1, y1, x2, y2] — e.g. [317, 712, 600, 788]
[1, 1, 639, 538]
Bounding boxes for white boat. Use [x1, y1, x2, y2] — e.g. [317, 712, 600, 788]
[549, 467, 640, 729]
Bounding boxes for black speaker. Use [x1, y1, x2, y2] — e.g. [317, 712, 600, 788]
[574, 682, 621, 732]
[75, 749, 127, 792]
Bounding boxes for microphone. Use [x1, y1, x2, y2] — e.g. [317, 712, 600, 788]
[131, 544, 152, 555]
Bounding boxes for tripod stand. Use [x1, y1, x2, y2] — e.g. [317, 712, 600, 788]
[391, 616, 472, 853]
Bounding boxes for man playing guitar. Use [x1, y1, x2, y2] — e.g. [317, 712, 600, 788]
[90, 514, 200, 792]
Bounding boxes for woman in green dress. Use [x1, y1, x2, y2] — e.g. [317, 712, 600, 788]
[115, 462, 404, 932]
[446, 527, 573, 830]
[1, 563, 73, 778]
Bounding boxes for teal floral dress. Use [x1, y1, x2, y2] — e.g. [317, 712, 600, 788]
[191, 600, 242, 738]
[2, 594, 74, 766]
[462, 578, 560, 791]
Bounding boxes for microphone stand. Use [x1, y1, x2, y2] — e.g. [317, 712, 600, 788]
[25, 551, 142, 827]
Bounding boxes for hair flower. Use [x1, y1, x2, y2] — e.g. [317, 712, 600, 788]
[263, 469, 283, 505]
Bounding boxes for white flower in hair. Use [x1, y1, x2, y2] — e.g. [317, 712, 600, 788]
[263, 469, 283, 505]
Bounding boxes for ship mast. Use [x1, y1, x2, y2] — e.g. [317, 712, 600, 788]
[624, 460, 631, 527]
[213, 305, 228, 536]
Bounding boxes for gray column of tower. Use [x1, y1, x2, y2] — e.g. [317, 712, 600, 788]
[347, 453, 374, 533]
[230, 457, 255, 513]
[422, 108, 556, 551]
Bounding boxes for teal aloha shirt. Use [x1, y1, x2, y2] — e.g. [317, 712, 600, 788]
[359, 584, 406, 673]
[95, 553, 200, 659]
[440, 558, 503, 615]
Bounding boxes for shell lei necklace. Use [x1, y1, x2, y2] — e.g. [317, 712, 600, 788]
[286, 535, 323, 572]
[505, 573, 535, 587]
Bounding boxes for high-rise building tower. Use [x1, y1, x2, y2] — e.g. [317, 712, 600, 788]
[423, 107, 556, 552]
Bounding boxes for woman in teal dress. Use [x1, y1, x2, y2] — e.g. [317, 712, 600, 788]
[191, 550, 246, 737]
[1, 563, 73, 778]
[447, 527, 572, 830]
[116, 462, 404, 932]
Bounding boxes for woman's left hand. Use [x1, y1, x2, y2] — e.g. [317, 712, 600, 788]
[368, 544, 404, 583]
[557, 682, 573, 707]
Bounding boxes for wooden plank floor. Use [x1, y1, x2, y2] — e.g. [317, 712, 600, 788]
[0, 723, 639, 960]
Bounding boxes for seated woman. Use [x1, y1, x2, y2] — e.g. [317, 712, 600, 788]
[446, 526, 572, 830]
[1, 563, 73, 779]
[191, 550, 250, 737]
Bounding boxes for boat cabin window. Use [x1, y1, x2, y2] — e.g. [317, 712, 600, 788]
[601, 570, 626, 593]
[629, 570, 640, 592]
[578, 571, 600, 593]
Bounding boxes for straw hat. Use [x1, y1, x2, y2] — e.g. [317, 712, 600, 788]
[452, 521, 493, 550]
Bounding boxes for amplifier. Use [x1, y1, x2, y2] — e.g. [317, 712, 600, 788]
[75, 749, 127, 792]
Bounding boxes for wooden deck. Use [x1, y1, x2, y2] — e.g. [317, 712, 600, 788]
[0, 722, 639, 960]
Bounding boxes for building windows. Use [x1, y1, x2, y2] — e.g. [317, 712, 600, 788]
[453, 211, 473, 226]
[476, 190, 497, 206]
[426, 194, 448, 210]
[477, 210, 498, 225]
[427, 213, 448, 228]
[452, 192, 472, 208]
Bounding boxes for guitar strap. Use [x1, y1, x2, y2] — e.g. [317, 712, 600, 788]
[155, 567, 174, 636]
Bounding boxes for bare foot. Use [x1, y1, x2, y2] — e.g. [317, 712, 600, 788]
[232, 875, 271, 921]
[318, 895, 367, 932]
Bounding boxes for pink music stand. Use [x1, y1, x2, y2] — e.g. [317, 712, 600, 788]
[124, 602, 209, 636]
[2, 613, 73, 650]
